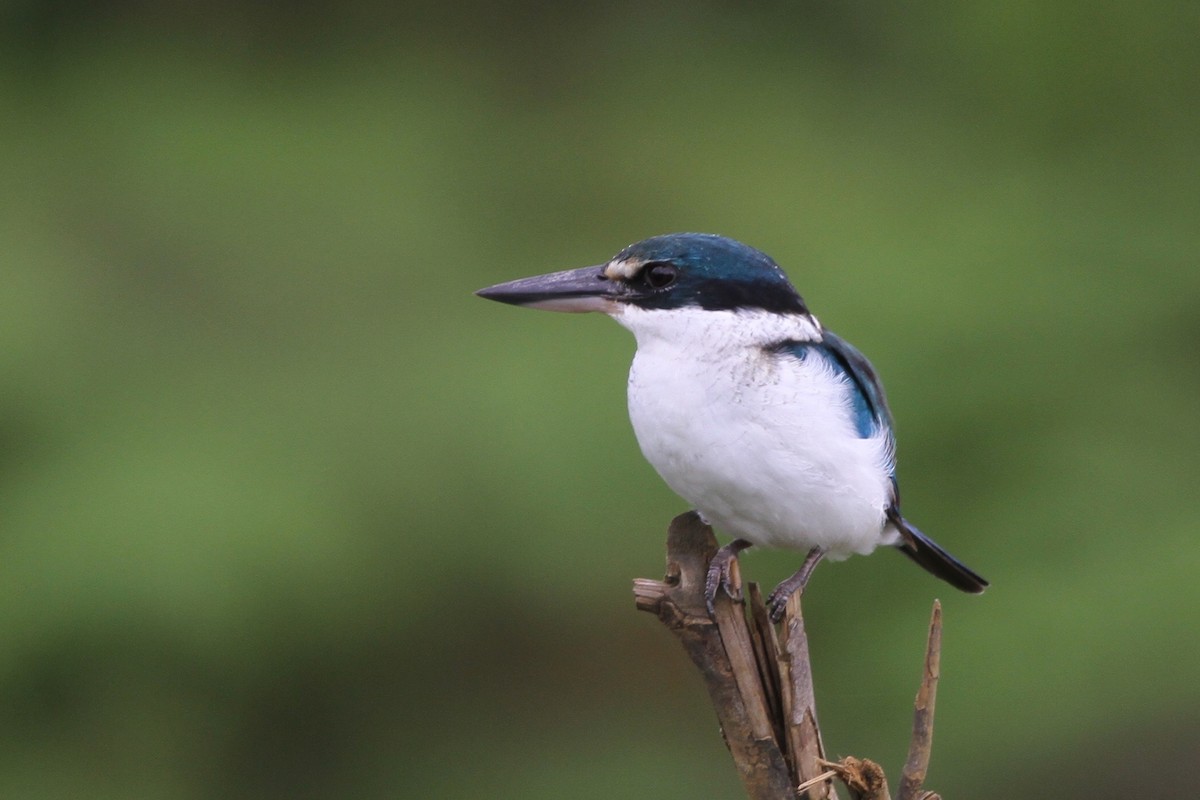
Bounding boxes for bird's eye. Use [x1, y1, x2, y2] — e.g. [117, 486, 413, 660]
[643, 263, 677, 290]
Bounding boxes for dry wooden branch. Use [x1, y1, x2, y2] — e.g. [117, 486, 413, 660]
[780, 591, 830, 799]
[898, 601, 943, 800]
[820, 756, 890, 800]
[632, 512, 795, 800]
[634, 512, 952, 800]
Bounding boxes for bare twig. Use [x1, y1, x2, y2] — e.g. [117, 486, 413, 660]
[898, 601, 943, 800]
[798, 770, 840, 793]
[781, 591, 832, 800]
[634, 513, 954, 800]
[746, 585, 787, 748]
[632, 512, 794, 799]
[820, 756, 891, 800]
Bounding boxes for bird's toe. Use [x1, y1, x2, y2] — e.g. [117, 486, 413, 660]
[704, 540, 751, 616]
[765, 586, 792, 623]
[703, 555, 737, 616]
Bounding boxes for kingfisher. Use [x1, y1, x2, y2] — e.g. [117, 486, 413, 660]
[476, 233, 987, 620]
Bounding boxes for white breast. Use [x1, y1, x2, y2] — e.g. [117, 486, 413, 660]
[613, 306, 896, 559]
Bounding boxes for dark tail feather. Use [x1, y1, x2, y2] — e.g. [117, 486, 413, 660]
[889, 511, 988, 594]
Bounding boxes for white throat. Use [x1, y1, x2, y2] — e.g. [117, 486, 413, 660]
[611, 305, 822, 351]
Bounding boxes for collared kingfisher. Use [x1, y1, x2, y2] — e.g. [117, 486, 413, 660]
[477, 233, 987, 620]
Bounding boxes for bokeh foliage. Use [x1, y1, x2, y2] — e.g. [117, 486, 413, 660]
[1, 2, 1197, 797]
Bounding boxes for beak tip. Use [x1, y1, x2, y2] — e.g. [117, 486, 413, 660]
[474, 284, 515, 305]
[473, 265, 617, 312]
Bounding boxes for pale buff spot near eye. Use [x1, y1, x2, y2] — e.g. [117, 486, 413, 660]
[603, 258, 642, 280]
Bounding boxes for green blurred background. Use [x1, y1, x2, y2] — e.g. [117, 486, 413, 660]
[2, 1, 1197, 797]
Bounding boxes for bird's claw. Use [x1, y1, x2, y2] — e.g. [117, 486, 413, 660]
[704, 554, 738, 615]
[765, 546, 825, 623]
[765, 583, 798, 623]
[704, 539, 752, 616]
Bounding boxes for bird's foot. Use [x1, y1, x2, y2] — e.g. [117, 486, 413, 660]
[704, 538, 753, 616]
[765, 578, 802, 623]
[766, 547, 825, 623]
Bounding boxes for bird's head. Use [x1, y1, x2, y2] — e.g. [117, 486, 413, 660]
[475, 233, 809, 316]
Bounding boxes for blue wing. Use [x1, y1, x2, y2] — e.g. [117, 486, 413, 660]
[777, 333, 990, 594]
[776, 331, 898, 495]
[818, 330, 894, 439]
[777, 331, 893, 441]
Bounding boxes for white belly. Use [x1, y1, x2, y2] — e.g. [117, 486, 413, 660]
[619, 309, 895, 559]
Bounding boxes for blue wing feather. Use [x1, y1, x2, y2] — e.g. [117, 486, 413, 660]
[818, 330, 894, 436]
[777, 331, 893, 439]
[776, 330, 898, 491]
[776, 332, 988, 592]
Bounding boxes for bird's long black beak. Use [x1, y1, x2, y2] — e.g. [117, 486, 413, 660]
[475, 265, 621, 313]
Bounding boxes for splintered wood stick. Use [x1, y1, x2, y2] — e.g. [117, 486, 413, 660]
[632, 511, 794, 800]
[781, 590, 832, 800]
[899, 600, 942, 800]
[635, 512, 951, 800]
